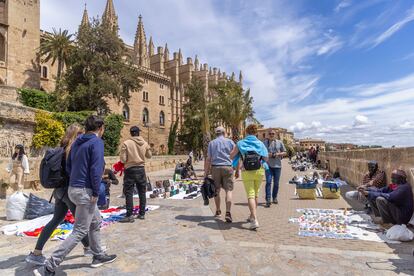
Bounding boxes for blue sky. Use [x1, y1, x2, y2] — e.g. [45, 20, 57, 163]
[41, 0, 414, 147]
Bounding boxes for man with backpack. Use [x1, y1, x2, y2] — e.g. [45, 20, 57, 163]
[204, 126, 235, 223]
[35, 116, 117, 276]
[119, 126, 152, 223]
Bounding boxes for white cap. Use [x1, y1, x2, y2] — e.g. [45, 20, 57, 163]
[215, 126, 225, 134]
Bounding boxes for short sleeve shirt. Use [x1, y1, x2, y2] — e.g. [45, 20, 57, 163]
[207, 136, 235, 166]
[265, 139, 286, 168]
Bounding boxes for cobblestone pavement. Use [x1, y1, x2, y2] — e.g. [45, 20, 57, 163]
[0, 161, 413, 275]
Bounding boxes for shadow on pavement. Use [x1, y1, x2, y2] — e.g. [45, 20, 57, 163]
[175, 214, 250, 231]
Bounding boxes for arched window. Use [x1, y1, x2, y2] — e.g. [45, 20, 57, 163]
[0, 33, 5, 62]
[122, 104, 130, 121]
[159, 111, 165, 126]
[142, 108, 149, 124]
[42, 66, 48, 79]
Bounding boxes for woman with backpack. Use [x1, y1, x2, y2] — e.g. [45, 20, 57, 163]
[231, 124, 269, 230]
[6, 144, 30, 192]
[26, 124, 93, 265]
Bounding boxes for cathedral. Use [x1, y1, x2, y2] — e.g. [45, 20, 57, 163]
[0, 0, 242, 154]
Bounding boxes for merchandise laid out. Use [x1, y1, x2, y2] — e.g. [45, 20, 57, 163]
[289, 208, 400, 243]
[289, 175, 347, 200]
[1, 205, 160, 239]
[148, 179, 203, 200]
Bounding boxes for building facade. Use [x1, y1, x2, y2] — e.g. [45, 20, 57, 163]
[257, 127, 294, 145]
[0, 0, 242, 154]
[299, 138, 326, 151]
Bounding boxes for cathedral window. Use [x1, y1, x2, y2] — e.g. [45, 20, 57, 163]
[159, 111, 165, 126]
[41, 66, 48, 79]
[142, 108, 149, 124]
[0, 33, 5, 62]
[122, 104, 130, 121]
[160, 84, 164, 89]
[143, 91, 149, 102]
[159, 95, 165, 105]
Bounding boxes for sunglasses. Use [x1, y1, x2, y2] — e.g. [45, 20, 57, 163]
[269, 133, 276, 135]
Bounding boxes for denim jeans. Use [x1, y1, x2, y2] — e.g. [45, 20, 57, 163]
[123, 166, 147, 217]
[265, 167, 281, 201]
[46, 187, 104, 272]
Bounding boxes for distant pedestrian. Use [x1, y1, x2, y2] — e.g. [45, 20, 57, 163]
[263, 131, 287, 207]
[35, 115, 117, 276]
[119, 126, 152, 223]
[6, 144, 30, 192]
[189, 150, 194, 164]
[26, 124, 92, 266]
[204, 126, 235, 223]
[231, 124, 268, 230]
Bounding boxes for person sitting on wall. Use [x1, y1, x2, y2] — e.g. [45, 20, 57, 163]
[345, 161, 386, 210]
[362, 169, 413, 225]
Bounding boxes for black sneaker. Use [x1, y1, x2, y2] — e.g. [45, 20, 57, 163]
[137, 214, 145, 220]
[265, 201, 271, 208]
[33, 266, 55, 276]
[91, 254, 117, 268]
[272, 198, 278, 204]
[119, 216, 135, 223]
[225, 212, 232, 223]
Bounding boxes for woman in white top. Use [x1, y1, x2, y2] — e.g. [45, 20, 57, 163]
[7, 145, 30, 191]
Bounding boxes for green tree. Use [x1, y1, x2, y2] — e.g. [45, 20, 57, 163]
[168, 120, 179, 155]
[102, 114, 124, 156]
[60, 18, 142, 113]
[178, 78, 210, 154]
[210, 81, 255, 141]
[39, 28, 74, 80]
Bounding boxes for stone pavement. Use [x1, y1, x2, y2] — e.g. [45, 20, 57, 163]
[0, 161, 413, 275]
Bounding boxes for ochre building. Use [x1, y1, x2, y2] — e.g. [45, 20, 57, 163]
[0, 0, 242, 154]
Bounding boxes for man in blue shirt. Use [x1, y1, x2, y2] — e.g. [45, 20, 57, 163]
[204, 126, 235, 223]
[36, 116, 117, 276]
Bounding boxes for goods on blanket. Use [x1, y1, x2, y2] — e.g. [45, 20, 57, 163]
[6, 191, 29, 221]
[25, 193, 54, 219]
[386, 224, 414, 241]
[39, 147, 65, 189]
[322, 181, 340, 199]
[201, 177, 216, 206]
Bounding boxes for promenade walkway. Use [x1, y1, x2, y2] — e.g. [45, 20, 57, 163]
[0, 161, 413, 275]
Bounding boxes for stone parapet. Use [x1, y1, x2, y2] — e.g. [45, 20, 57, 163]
[0, 86, 20, 104]
[0, 155, 187, 197]
[319, 148, 414, 190]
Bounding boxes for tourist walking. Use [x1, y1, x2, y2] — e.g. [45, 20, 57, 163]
[34, 116, 117, 276]
[231, 124, 268, 230]
[119, 126, 152, 223]
[6, 144, 30, 192]
[264, 131, 286, 207]
[204, 126, 235, 223]
[26, 124, 93, 265]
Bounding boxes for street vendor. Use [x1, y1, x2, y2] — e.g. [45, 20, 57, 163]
[363, 169, 413, 225]
[345, 161, 386, 208]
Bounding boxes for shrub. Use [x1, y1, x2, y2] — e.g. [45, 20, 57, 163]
[168, 120, 179, 155]
[102, 114, 124, 156]
[32, 111, 65, 149]
[19, 88, 55, 111]
[52, 111, 94, 129]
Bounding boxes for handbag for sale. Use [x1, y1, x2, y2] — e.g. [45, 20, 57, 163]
[296, 181, 317, 200]
[322, 181, 340, 199]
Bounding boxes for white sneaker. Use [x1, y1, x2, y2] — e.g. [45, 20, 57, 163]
[250, 220, 259, 230]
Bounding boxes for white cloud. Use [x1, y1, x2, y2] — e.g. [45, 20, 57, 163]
[335, 0, 352, 13]
[353, 115, 369, 127]
[317, 34, 343, 56]
[399, 121, 414, 129]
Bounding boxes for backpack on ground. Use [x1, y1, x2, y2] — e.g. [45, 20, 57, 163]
[242, 151, 262, 171]
[39, 147, 66, 189]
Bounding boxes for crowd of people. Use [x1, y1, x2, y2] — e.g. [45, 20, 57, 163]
[3, 117, 414, 274]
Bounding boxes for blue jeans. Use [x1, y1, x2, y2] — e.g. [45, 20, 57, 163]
[265, 167, 281, 201]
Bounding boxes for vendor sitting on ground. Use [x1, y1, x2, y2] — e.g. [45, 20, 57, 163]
[345, 161, 386, 205]
[181, 159, 197, 179]
[362, 169, 413, 225]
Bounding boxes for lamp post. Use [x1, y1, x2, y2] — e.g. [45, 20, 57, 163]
[144, 122, 151, 143]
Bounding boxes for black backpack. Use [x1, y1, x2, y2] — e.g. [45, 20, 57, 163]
[242, 151, 262, 171]
[39, 147, 66, 189]
[201, 177, 216, 205]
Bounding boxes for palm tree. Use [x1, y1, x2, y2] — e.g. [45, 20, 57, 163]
[211, 81, 255, 141]
[39, 28, 74, 80]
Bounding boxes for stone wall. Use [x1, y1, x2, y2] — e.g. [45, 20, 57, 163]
[0, 86, 20, 104]
[0, 155, 187, 197]
[0, 100, 37, 157]
[319, 148, 414, 191]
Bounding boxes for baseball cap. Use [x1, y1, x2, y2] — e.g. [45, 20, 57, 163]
[215, 126, 225, 134]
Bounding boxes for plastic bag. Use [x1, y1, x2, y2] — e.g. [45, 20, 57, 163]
[6, 192, 29, 221]
[409, 213, 414, 226]
[24, 193, 55, 219]
[386, 224, 414, 241]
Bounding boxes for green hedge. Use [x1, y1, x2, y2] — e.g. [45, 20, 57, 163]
[102, 114, 124, 156]
[52, 111, 94, 129]
[32, 111, 65, 149]
[19, 88, 55, 111]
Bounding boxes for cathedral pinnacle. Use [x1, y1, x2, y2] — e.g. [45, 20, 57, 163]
[239, 70, 243, 85]
[134, 14, 149, 67]
[194, 55, 199, 71]
[102, 0, 118, 33]
[148, 36, 154, 56]
[80, 3, 90, 29]
[164, 43, 169, 62]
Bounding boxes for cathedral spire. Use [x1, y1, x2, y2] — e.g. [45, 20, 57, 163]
[164, 43, 169, 62]
[102, 0, 118, 33]
[194, 55, 199, 71]
[231, 72, 235, 81]
[178, 48, 183, 65]
[239, 70, 243, 85]
[148, 36, 154, 56]
[134, 15, 149, 67]
[80, 3, 89, 28]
